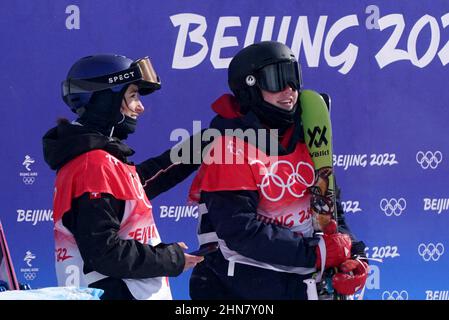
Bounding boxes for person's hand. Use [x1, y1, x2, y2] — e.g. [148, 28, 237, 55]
[177, 242, 204, 271]
[177, 242, 188, 250]
[183, 253, 204, 271]
[332, 259, 368, 295]
[315, 232, 352, 269]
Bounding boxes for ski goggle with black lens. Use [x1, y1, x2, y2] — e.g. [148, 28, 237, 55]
[256, 60, 302, 92]
[62, 56, 161, 97]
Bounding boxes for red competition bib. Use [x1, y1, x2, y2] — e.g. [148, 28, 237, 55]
[190, 135, 316, 235]
[53, 150, 171, 300]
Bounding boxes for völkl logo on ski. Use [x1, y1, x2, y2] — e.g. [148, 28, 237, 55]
[307, 126, 328, 148]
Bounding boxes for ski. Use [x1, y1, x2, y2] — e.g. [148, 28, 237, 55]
[0, 219, 19, 291]
[300, 90, 348, 300]
[301, 90, 336, 225]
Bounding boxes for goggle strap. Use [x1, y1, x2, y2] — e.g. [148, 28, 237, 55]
[64, 65, 142, 94]
[62, 57, 162, 96]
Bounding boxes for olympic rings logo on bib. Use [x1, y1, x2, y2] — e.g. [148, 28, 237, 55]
[252, 160, 315, 202]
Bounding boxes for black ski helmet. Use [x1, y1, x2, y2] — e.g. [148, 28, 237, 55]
[62, 54, 161, 114]
[228, 41, 303, 128]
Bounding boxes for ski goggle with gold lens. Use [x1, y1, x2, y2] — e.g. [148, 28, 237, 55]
[256, 60, 302, 92]
[62, 57, 161, 97]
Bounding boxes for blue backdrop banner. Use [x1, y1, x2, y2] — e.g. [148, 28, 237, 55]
[0, 0, 448, 300]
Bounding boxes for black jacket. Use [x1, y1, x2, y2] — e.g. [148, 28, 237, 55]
[189, 95, 366, 300]
[42, 121, 201, 299]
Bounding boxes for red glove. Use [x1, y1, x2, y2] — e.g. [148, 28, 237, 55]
[316, 231, 352, 269]
[332, 259, 369, 295]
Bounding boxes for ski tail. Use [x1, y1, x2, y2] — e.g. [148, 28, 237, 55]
[0, 219, 19, 290]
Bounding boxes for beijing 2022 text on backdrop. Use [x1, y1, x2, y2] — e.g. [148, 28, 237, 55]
[0, 0, 448, 300]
